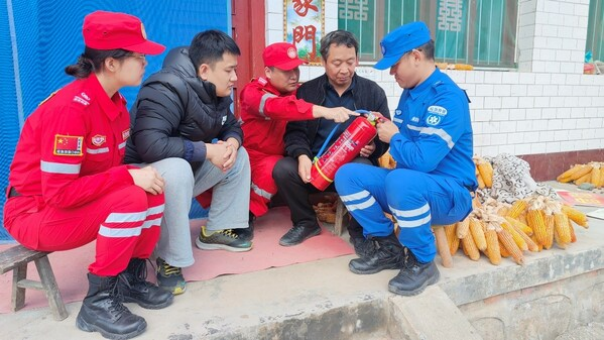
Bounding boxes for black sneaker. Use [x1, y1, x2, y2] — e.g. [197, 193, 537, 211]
[196, 226, 252, 252]
[279, 223, 321, 246]
[156, 258, 187, 295]
[388, 251, 440, 296]
[235, 212, 255, 241]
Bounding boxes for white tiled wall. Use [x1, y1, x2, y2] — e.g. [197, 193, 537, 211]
[269, 0, 604, 156]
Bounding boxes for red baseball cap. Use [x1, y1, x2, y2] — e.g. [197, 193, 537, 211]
[83, 11, 165, 55]
[262, 42, 306, 70]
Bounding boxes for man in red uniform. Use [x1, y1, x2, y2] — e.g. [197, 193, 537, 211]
[4, 11, 172, 339]
[240, 42, 354, 238]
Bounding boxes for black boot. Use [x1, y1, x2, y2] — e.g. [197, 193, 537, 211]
[76, 273, 147, 340]
[388, 250, 440, 296]
[236, 211, 255, 241]
[348, 219, 376, 258]
[349, 233, 405, 274]
[120, 258, 173, 309]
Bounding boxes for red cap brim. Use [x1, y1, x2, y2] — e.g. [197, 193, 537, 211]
[274, 58, 306, 71]
[123, 40, 166, 55]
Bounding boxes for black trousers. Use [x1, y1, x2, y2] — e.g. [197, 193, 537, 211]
[272, 156, 372, 238]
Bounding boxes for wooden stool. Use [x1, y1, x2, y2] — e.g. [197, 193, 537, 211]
[0, 245, 67, 321]
[334, 198, 348, 236]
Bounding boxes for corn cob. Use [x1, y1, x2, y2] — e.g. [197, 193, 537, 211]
[553, 224, 568, 249]
[506, 218, 539, 252]
[591, 165, 601, 187]
[477, 171, 486, 189]
[500, 221, 528, 251]
[454, 63, 474, 71]
[450, 233, 460, 255]
[569, 223, 577, 243]
[505, 216, 533, 236]
[497, 229, 524, 265]
[499, 240, 510, 257]
[554, 234, 568, 249]
[562, 205, 588, 228]
[461, 233, 480, 261]
[527, 209, 548, 245]
[543, 214, 555, 250]
[497, 206, 510, 217]
[484, 229, 501, 265]
[530, 235, 543, 252]
[444, 223, 456, 244]
[456, 217, 471, 239]
[469, 218, 487, 251]
[518, 213, 528, 226]
[477, 160, 494, 188]
[553, 213, 572, 244]
[570, 165, 593, 181]
[575, 172, 592, 186]
[444, 224, 460, 255]
[507, 200, 528, 219]
[557, 164, 582, 183]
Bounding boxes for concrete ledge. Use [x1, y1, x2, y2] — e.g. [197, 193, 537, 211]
[388, 285, 483, 340]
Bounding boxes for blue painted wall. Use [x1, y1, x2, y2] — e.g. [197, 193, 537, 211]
[0, 0, 229, 241]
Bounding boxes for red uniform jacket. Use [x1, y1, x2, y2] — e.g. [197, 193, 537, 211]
[8, 74, 134, 211]
[240, 77, 314, 156]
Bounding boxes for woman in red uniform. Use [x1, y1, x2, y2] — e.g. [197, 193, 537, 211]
[3, 10, 172, 340]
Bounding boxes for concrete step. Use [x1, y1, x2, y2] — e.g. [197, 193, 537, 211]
[556, 323, 604, 340]
[388, 285, 483, 340]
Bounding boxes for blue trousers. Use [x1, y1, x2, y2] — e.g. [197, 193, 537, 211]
[334, 164, 472, 263]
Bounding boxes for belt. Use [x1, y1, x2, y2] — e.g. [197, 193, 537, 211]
[8, 187, 21, 198]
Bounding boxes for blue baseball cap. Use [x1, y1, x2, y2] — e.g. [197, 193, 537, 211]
[374, 22, 431, 70]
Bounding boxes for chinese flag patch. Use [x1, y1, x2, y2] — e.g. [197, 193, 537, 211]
[53, 134, 83, 156]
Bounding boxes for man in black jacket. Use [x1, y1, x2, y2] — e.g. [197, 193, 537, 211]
[273, 30, 390, 252]
[125, 30, 251, 295]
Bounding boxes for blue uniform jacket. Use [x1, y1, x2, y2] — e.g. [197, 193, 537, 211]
[389, 68, 477, 191]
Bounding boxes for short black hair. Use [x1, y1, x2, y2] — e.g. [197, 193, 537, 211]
[189, 30, 241, 71]
[418, 40, 435, 60]
[319, 30, 359, 60]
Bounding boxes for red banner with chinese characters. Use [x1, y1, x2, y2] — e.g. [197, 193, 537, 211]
[557, 190, 604, 207]
[284, 0, 324, 64]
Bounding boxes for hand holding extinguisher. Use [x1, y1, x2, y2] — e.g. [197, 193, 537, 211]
[375, 114, 399, 143]
[309, 110, 381, 191]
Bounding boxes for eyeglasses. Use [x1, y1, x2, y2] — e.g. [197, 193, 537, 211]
[130, 53, 147, 61]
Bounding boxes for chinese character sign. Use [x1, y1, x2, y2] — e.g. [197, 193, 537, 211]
[284, 0, 324, 64]
[434, 0, 468, 62]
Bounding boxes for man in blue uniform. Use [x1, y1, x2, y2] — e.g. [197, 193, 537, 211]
[334, 22, 477, 296]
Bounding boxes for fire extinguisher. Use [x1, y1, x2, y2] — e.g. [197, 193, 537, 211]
[310, 110, 381, 191]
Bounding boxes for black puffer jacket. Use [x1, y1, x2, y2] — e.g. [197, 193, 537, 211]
[124, 47, 242, 166]
[286, 74, 390, 164]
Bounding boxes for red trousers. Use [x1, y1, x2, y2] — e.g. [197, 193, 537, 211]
[196, 151, 281, 218]
[4, 186, 164, 276]
[249, 151, 282, 217]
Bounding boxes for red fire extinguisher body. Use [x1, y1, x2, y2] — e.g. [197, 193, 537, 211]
[310, 117, 377, 191]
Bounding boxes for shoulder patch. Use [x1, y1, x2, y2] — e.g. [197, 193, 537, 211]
[54, 134, 84, 156]
[258, 77, 268, 86]
[427, 105, 447, 116]
[425, 115, 441, 126]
